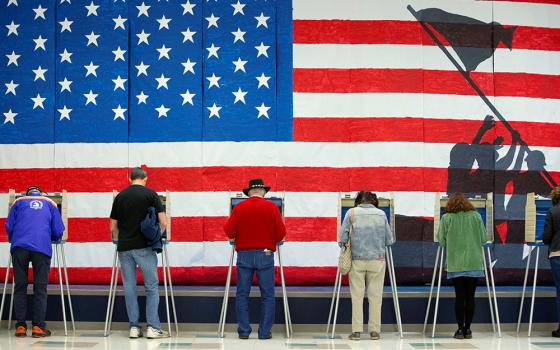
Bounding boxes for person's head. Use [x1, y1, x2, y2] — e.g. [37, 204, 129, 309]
[130, 167, 148, 186]
[445, 192, 475, 213]
[242, 178, 270, 197]
[354, 191, 379, 207]
[551, 187, 560, 206]
[248, 188, 266, 197]
[525, 150, 546, 171]
[26, 186, 43, 196]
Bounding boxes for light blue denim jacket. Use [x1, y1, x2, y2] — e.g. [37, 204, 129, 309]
[338, 204, 394, 260]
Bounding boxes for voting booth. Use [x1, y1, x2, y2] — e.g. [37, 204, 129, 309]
[218, 193, 293, 338]
[1, 189, 75, 335]
[424, 193, 501, 338]
[325, 193, 402, 339]
[104, 191, 178, 337]
[517, 193, 551, 336]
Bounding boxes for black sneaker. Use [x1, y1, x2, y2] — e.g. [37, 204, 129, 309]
[453, 329, 464, 339]
[552, 329, 560, 338]
[463, 328, 472, 339]
[258, 333, 272, 340]
[239, 334, 249, 339]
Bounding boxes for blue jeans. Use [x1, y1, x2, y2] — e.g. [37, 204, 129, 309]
[551, 256, 560, 327]
[118, 247, 160, 329]
[236, 250, 275, 338]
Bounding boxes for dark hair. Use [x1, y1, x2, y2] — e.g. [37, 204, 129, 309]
[130, 167, 147, 181]
[445, 192, 475, 213]
[354, 191, 378, 207]
[551, 187, 560, 206]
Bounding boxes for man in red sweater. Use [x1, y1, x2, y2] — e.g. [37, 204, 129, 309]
[223, 179, 286, 340]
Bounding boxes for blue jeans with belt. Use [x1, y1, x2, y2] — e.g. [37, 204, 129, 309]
[550, 256, 560, 327]
[118, 247, 160, 329]
[236, 249, 275, 338]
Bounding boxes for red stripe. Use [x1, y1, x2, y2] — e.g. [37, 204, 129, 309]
[1, 167, 560, 193]
[65, 217, 337, 243]
[293, 117, 560, 146]
[293, 20, 560, 51]
[293, 68, 560, 99]
[0, 266, 340, 286]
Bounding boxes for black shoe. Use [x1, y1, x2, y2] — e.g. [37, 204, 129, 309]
[239, 334, 249, 339]
[258, 333, 272, 340]
[552, 329, 560, 338]
[453, 329, 464, 339]
[463, 328, 472, 339]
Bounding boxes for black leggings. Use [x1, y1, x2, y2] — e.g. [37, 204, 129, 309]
[452, 277, 478, 330]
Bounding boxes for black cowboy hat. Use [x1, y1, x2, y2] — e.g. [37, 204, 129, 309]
[243, 178, 271, 197]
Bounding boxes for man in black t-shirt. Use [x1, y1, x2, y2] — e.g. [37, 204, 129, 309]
[109, 167, 169, 339]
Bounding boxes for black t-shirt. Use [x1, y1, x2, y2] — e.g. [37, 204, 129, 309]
[110, 184, 165, 252]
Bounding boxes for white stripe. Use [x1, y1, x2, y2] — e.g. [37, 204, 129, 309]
[0, 191, 473, 220]
[293, 0, 560, 29]
[55, 143, 128, 168]
[0, 193, 8, 218]
[3, 142, 560, 172]
[294, 44, 560, 75]
[67, 193, 114, 218]
[0, 144, 54, 169]
[294, 93, 560, 124]
[0, 242, 340, 267]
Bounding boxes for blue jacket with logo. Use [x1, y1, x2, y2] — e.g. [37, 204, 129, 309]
[5, 193, 65, 257]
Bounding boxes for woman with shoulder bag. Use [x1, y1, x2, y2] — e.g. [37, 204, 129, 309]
[338, 191, 394, 341]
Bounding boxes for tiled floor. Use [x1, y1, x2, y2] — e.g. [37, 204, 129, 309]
[0, 330, 559, 350]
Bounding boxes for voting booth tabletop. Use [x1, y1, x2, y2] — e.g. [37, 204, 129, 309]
[0, 285, 556, 332]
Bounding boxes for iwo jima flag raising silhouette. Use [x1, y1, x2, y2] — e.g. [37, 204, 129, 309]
[408, 5, 557, 243]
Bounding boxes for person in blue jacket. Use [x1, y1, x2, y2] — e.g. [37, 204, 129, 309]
[5, 186, 64, 338]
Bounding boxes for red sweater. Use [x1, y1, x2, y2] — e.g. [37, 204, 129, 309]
[223, 196, 286, 251]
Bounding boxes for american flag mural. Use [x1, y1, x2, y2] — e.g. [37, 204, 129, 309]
[0, 0, 559, 285]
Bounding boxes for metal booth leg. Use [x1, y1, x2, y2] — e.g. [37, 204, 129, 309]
[423, 245, 441, 334]
[387, 246, 403, 338]
[104, 246, 119, 337]
[163, 244, 179, 335]
[482, 247, 496, 333]
[528, 246, 540, 337]
[277, 245, 292, 338]
[0, 254, 12, 328]
[161, 248, 171, 336]
[517, 246, 532, 333]
[486, 247, 501, 337]
[326, 266, 341, 335]
[54, 244, 68, 336]
[60, 243, 76, 333]
[218, 244, 235, 338]
[431, 247, 445, 338]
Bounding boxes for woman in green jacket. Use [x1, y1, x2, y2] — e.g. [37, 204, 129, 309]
[437, 192, 487, 340]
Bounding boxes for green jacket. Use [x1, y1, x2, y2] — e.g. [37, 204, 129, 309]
[437, 210, 487, 272]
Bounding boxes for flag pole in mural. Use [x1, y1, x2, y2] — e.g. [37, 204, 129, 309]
[407, 5, 557, 189]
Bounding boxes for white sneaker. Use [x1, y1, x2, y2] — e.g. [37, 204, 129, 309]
[129, 326, 143, 339]
[146, 326, 169, 339]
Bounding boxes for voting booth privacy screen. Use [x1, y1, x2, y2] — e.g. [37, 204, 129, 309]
[524, 192, 552, 244]
[339, 195, 396, 242]
[433, 193, 494, 243]
[8, 189, 69, 242]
